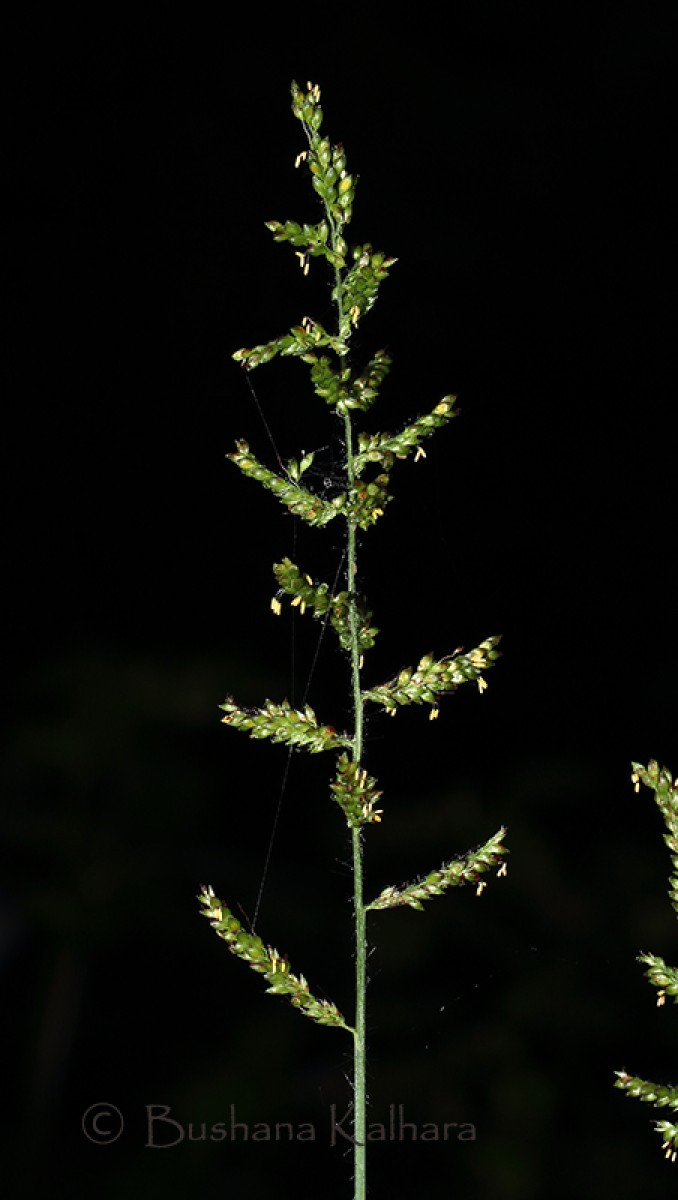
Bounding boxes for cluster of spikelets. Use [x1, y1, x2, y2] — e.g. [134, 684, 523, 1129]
[219, 696, 350, 755]
[615, 760, 678, 1162]
[363, 637, 502, 716]
[201, 80, 507, 1036]
[199, 887, 352, 1031]
[271, 557, 378, 652]
[367, 829, 508, 911]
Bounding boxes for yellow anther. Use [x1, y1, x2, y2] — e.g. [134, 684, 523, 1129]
[350, 305, 360, 326]
[295, 151, 308, 168]
[477, 676, 488, 694]
[476, 881, 486, 897]
[358, 655, 364, 669]
[497, 862, 508, 878]
[305, 574, 313, 585]
[270, 596, 282, 616]
[657, 990, 666, 1007]
[429, 707, 439, 721]
[414, 446, 427, 462]
[291, 595, 302, 607]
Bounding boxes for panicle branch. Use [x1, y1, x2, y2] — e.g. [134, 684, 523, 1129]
[233, 316, 345, 372]
[272, 558, 378, 652]
[219, 696, 351, 754]
[228, 440, 344, 527]
[363, 637, 502, 714]
[199, 887, 353, 1032]
[367, 828, 508, 911]
[354, 396, 458, 474]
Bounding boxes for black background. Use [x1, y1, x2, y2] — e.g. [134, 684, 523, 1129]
[3, 7, 676, 1198]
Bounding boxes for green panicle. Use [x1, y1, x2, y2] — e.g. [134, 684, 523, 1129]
[366, 827, 508, 911]
[363, 636, 502, 714]
[219, 696, 351, 754]
[207, 79, 509, 1199]
[199, 887, 353, 1032]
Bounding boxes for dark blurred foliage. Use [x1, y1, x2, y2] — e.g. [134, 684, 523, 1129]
[3, 6, 676, 1198]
